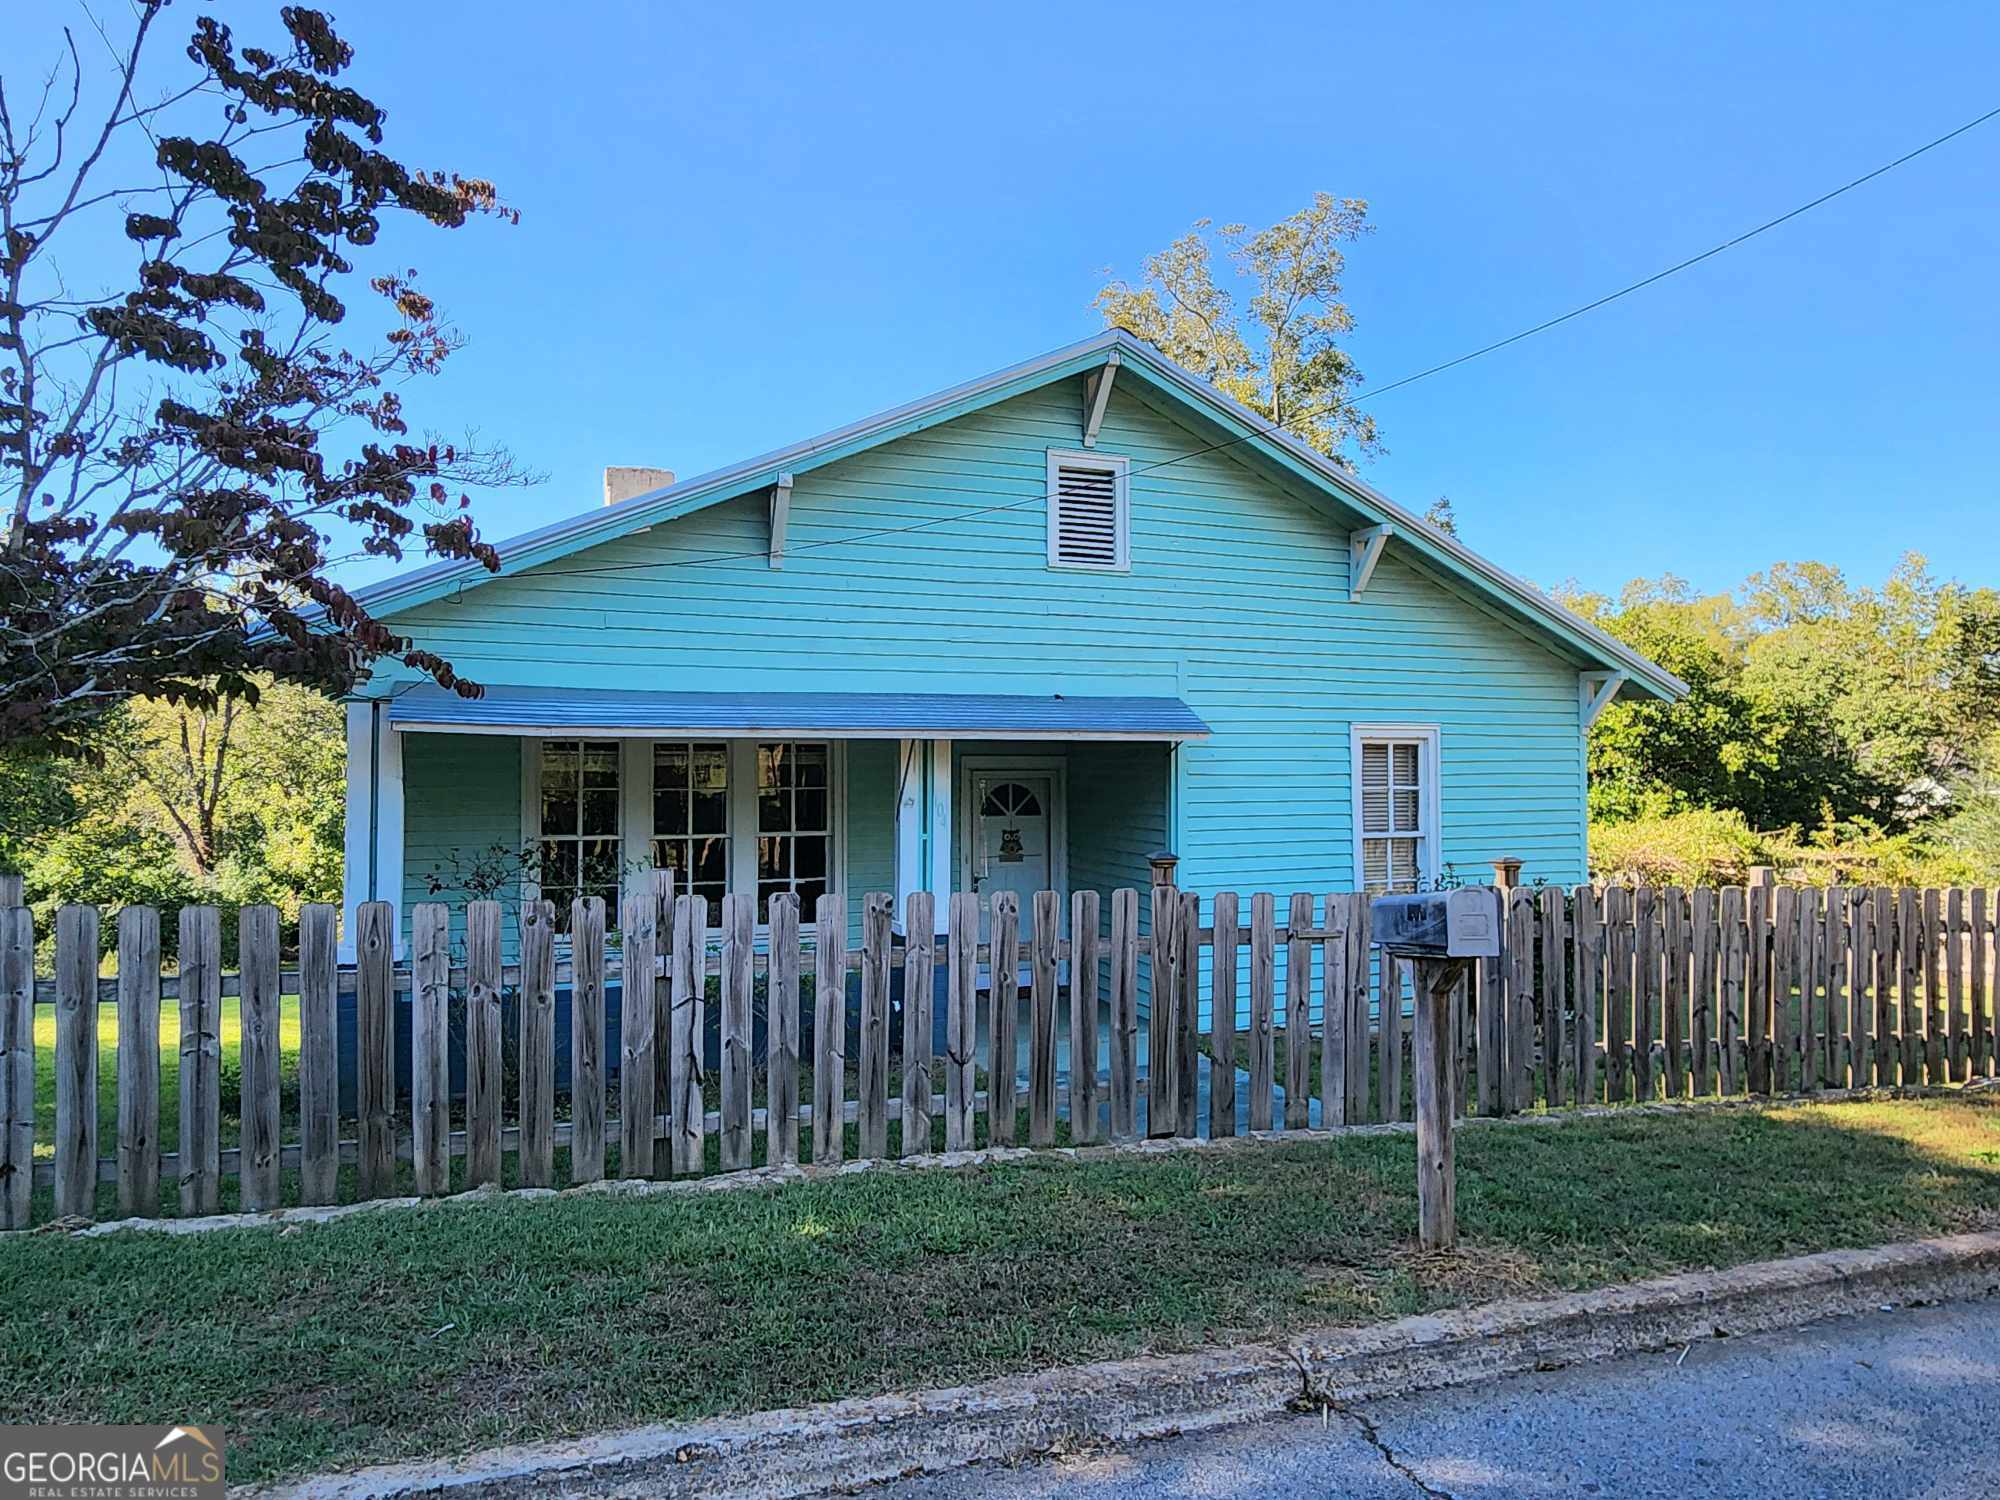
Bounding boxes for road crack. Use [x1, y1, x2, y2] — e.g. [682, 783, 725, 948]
[1287, 1350, 1459, 1500]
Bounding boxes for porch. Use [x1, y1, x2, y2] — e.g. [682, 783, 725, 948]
[340, 684, 1212, 1091]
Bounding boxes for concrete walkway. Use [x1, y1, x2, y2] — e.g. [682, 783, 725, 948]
[859, 1299, 2000, 1499]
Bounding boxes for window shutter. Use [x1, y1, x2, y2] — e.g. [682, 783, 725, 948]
[1050, 459, 1124, 568]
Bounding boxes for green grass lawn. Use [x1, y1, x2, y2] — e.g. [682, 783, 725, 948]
[32, 996, 304, 1159]
[1, 1094, 1994, 1485]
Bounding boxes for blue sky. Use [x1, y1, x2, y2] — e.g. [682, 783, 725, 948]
[21, 2, 2000, 599]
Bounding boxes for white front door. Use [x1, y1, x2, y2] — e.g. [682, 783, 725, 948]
[970, 772, 1055, 918]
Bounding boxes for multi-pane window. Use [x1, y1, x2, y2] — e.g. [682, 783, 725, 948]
[757, 741, 830, 917]
[538, 740, 622, 923]
[653, 742, 730, 915]
[1359, 737, 1429, 893]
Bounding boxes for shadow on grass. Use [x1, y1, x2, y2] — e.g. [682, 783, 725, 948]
[0, 1095, 1993, 1486]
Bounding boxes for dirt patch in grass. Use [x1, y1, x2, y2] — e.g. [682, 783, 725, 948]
[1, 1095, 1995, 1485]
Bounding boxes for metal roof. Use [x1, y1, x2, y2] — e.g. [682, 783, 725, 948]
[386, 684, 1212, 741]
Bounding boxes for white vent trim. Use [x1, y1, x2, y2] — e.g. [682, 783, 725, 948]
[1045, 449, 1130, 572]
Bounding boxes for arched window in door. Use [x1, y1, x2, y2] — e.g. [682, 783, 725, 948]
[980, 781, 1043, 819]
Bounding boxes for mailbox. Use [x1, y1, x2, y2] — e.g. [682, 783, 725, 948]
[1370, 888, 1501, 959]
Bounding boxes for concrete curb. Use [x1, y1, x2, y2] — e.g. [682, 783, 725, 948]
[249, 1229, 2000, 1500]
[73, 1083, 1969, 1241]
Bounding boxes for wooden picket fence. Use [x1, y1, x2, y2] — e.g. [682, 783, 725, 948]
[0, 877, 1993, 1231]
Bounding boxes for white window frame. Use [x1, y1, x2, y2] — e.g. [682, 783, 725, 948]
[521, 737, 845, 934]
[1045, 448, 1131, 573]
[1349, 724, 1441, 892]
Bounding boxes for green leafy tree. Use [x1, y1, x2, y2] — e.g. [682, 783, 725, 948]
[1096, 194, 1381, 464]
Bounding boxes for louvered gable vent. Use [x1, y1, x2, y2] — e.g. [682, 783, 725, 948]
[1046, 451, 1129, 571]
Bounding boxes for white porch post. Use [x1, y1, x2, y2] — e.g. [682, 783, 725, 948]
[341, 699, 406, 961]
[896, 737, 953, 934]
[927, 739, 951, 933]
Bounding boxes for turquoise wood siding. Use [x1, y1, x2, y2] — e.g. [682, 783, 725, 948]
[375, 377, 1591, 1002]
[400, 732, 522, 954]
[843, 739, 897, 943]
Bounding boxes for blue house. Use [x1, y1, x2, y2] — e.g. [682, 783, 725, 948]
[336, 330, 1682, 1009]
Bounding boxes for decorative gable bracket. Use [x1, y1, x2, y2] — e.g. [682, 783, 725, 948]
[768, 471, 794, 569]
[1081, 352, 1120, 448]
[1349, 524, 1392, 601]
[1579, 669, 1628, 729]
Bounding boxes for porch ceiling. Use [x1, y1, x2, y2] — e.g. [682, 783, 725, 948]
[382, 684, 1211, 741]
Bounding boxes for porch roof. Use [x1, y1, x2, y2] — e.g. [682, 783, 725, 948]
[384, 684, 1211, 741]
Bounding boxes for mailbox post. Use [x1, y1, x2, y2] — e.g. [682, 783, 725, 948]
[1371, 889, 1501, 1252]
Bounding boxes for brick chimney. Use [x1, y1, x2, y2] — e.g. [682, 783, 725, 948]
[603, 466, 675, 506]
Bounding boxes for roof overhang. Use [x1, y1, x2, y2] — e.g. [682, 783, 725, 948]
[386, 684, 1212, 742]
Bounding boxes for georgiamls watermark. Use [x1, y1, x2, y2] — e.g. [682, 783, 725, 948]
[1, 1427, 224, 1500]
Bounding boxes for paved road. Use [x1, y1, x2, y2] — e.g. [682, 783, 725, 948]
[862, 1300, 2000, 1499]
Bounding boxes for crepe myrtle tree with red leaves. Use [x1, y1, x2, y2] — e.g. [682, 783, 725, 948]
[0, 2, 527, 753]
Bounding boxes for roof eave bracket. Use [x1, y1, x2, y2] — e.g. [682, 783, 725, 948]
[1580, 669, 1628, 729]
[1081, 351, 1121, 448]
[1348, 524, 1392, 602]
[768, 471, 793, 569]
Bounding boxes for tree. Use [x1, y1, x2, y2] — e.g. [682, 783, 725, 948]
[1568, 556, 2000, 836]
[1096, 194, 1381, 465]
[1, 4, 525, 753]
[1423, 496, 1459, 537]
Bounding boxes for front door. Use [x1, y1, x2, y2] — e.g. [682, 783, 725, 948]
[970, 773, 1055, 918]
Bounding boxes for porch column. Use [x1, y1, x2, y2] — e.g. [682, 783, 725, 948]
[896, 738, 952, 934]
[340, 699, 406, 960]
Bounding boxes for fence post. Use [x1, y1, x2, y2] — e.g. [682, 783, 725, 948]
[1412, 957, 1469, 1251]
[1147, 853, 1179, 1140]
[1480, 858, 1519, 1115]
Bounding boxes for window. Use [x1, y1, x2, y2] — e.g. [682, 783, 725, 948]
[538, 739, 623, 921]
[1354, 727, 1438, 893]
[653, 742, 730, 915]
[757, 742, 830, 915]
[1046, 450, 1129, 570]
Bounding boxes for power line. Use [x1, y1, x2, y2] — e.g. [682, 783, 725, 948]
[514, 103, 2000, 585]
[1127, 102, 2000, 481]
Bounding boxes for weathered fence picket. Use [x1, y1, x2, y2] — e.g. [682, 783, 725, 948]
[766, 893, 801, 1166]
[355, 901, 396, 1199]
[410, 903, 451, 1196]
[570, 896, 608, 1184]
[0, 905, 30, 1229]
[178, 905, 221, 1214]
[115, 905, 161, 1217]
[238, 904, 283, 1211]
[1107, 887, 1139, 1141]
[54, 905, 98, 1219]
[1209, 892, 1238, 1140]
[519, 899, 558, 1188]
[902, 891, 935, 1158]
[1539, 886, 1568, 1108]
[813, 891, 847, 1163]
[298, 904, 339, 1205]
[1029, 889, 1059, 1148]
[858, 892, 892, 1159]
[672, 894, 708, 1175]
[1247, 892, 1275, 1132]
[466, 899, 504, 1186]
[1288, 892, 1315, 1130]
[945, 891, 978, 1151]
[719, 892, 754, 1172]
[989, 890, 1020, 1146]
[1069, 889, 1101, 1145]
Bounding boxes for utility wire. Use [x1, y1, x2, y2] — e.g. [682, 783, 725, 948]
[510, 103, 2000, 585]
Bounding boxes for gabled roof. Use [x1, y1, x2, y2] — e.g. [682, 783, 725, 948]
[342, 329, 1685, 700]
